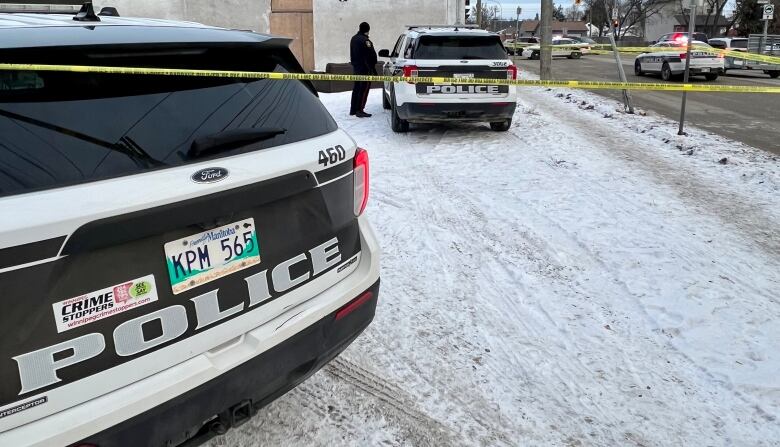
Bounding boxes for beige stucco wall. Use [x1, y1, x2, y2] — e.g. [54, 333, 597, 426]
[312, 0, 455, 71]
[94, 0, 271, 32]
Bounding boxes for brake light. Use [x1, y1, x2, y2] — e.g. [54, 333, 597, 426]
[679, 53, 687, 59]
[403, 65, 419, 84]
[507, 64, 518, 80]
[353, 148, 369, 216]
[335, 291, 374, 321]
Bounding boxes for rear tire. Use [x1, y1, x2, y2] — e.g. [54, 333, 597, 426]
[390, 92, 409, 133]
[569, 51, 581, 59]
[704, 73, 719, 81]
[661, 63, 673, 82]
[634, 60, 644, 76]
[490, 119, 511, 132]
[382, 90, 391, 110]
[531, 51, 540, 60]
[769, 70, 780, 79]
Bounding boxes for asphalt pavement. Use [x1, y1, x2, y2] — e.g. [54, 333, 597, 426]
[513, 54, 780, 155]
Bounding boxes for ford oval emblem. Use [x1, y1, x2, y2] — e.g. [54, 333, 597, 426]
[191, 167, 229, 184]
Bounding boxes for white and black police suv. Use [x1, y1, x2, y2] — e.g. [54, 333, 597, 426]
[0, 3, 380, 446]
[379, 25, 518, 132]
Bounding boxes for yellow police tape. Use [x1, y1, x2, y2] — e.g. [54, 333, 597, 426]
[512, 43, 780, 66]
[1, 63, 779, 94]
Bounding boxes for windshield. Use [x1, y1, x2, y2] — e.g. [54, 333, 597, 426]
[413, 35, 507, 60]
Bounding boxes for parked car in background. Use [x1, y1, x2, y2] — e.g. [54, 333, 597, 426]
[656, 32, 709, 44]
[634, 40, 724, 81]
[507, 37, 540, 56]
[523, 38, 583, 59]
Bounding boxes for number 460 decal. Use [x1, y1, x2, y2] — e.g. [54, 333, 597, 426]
[318, 145, 346, 167]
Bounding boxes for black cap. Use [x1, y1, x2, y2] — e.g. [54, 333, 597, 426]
[359, 22, 370, 33]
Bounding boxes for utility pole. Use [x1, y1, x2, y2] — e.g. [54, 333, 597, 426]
[476, 0, 482, 28]
[516, 6, 521, 40]
[678, 0, 701, 135]
[540, 0, 553, 79]
[605, 1, 634, 113]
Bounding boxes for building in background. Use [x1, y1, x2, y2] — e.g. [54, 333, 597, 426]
[94, 0, 456, 71]
[518, 20, 588, 37]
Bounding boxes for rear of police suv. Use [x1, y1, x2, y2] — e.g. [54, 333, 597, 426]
[0, 13, 379, 447]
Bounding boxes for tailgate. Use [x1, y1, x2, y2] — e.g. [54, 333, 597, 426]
[0, 43, 362, 430]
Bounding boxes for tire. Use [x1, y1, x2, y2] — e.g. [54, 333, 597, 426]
[704, 73, 719, 81]
[490, 119, 511, 132]
[634, 60, 644, 76]
[769, 70, 780, 79]
[661, 63, 673, 82]
[531, 51, 540, 60]
[390, 91, 409, 133]
[382, 89, 391, 110]
[570, 51, 581, 59]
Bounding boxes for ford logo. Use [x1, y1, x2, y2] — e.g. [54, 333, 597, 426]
[191, 167, 229, 184]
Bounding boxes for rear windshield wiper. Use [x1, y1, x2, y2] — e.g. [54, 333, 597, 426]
[189, 127, 287, 159]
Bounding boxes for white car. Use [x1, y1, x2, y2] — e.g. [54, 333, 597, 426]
[0, 8, 380, 447]
[634, 41, 724, 81]
[379, 25, 518, 132]
[523, 38, 584, 59]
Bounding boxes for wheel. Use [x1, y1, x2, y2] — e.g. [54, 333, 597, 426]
[382, 89, 391, 109]
[569, 51, 581, 59]
[530, 51, 540, 60]
[634, 60, 644, 76]
[489, 119, 511, 132]
[661, 63, 673, 81]
[769, 70, 780, 79]
[390, 91, 409, 133]
[704, 73, 719, 81]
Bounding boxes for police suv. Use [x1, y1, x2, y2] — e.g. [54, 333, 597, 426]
[634, 41, 725, 81]
[0, 4, 380, 446]
[378, 25, 518, 132]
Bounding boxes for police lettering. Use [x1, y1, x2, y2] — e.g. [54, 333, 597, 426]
[426, 85, 501, 94]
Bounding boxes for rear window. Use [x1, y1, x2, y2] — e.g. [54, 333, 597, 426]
[709, 40, 727, 49]
[0, 45, 337, 197]
[412, 35, 507, 60]
[731, 39, 748, 49]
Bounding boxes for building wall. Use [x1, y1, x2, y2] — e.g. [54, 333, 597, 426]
[312, 0, 454, 71]
[94, 0, 271, 33]
[644, 4, 677, 41]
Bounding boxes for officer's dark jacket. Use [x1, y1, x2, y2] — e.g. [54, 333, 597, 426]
[350, 32, 378, 75]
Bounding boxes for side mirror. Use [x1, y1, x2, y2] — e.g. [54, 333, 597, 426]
[378, 49, 390, 58]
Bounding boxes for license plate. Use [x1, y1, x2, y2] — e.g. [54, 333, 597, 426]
[700, 68, 710, 72]
[165, 218, 261, 294]
[453, 73, 474, 79]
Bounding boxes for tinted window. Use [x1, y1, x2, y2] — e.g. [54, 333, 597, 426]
[0, 45, 337, 197]
[709, 40, 727, 49]
[731, 39, 748, 49]
[412, 35, 507, 60]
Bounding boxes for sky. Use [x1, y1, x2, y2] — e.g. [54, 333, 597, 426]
[481, 0, 738, 20]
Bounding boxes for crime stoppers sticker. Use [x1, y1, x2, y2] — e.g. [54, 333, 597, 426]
[52, 275, 158, 333]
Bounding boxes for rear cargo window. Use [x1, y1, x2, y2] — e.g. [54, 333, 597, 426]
[731, 39, 748, 49]
[412, 35, 507, 60]
[0, 46, 337, 197]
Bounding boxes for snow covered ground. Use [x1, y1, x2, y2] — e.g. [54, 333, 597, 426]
[209, 86, 779, 446]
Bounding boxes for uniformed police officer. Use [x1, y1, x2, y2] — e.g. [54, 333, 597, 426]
[350, 22, 377, 118]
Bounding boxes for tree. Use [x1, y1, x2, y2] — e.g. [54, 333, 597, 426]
[553, 4, 567, 21]
[607, 0, 676, 39]
[565, 5, 583, 20]
[731, 0, 780, 36]
[534, 12, 540, 20]
[467, 1, 498, 29]
[583, 0, 611, 36]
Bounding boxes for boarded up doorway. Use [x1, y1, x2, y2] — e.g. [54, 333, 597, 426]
[270, 0, 314, 71]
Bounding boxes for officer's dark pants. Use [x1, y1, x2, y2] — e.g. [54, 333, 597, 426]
[350, 79, 371, 115]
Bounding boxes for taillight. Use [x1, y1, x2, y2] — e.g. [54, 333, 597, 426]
[403, 65, 419, 84]
[679, 53, 687, 59]
[335, 291, 374, 321]
[507, 64, 518, 80]
[353, 148, 369, 216]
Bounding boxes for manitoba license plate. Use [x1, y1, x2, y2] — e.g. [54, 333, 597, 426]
[165, 218, 261, 294]
[700, 68, 710, 72]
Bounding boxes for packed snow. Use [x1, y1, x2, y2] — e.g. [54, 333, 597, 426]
[208, 85, 779, 446]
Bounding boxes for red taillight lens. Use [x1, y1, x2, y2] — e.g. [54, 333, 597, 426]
[679, 53, 687, 59]
[507, 64, 518, 80]
[335, 291, 374, 321]
[353, 148, 369, 216]
[403, 65, 419, 84]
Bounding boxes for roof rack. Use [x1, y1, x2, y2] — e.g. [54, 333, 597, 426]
[406, 24, 481, 30]
[0, 1, 82, 14]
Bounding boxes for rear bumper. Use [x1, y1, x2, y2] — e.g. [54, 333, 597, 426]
[74, 279, 380, 447]
[397, 102, 517, 123]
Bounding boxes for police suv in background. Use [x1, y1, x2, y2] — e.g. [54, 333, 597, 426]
[379, 25, 518, 132]
[0, 4, 379, 446]
[634, 41, 724, 81]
